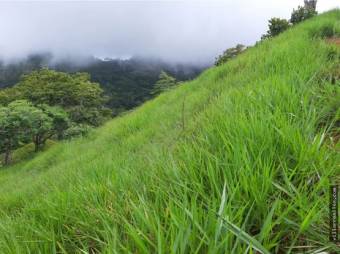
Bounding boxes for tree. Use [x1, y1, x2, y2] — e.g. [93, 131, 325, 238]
[290, 5, 317, 25]
[215, 44, 246, 66]
[0, 100, 70, 165]
[31, 105, 69, 151]
[15, 69, 111, 126]
[151, 71, 177, 95]
[0, 100, 36, 165]
[262, 18, 290, 39]
[64, 123, 92, 139]
[304, 0, 317, 11]
[0, 87, 22, 106]
[42, 105, 69, 140]
[29, 107, 53, 152]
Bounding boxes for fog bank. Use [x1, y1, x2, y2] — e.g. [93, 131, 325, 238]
[0, 0, 339, 64]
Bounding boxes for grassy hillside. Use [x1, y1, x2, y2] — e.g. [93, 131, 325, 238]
[0, 11, 339, 253]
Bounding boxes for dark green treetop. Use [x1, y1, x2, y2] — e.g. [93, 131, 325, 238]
[151, 71, 178, 95]
[215, 44, 246, 66]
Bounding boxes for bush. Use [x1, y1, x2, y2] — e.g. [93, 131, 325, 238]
[261, 18, 290, 39]
[291, 6, 317, 25]
[215, 44, 246, 66]
[64, 123, 92, 139]
[151, 71, 177, 95]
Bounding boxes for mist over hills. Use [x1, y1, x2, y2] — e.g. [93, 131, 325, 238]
[0, 53, 208, 114]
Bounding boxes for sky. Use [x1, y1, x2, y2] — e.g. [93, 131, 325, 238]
[0, 0, 339, 64]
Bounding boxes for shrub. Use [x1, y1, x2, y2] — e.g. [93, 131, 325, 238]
[291, 6, 317, 25]
[151, 71, 177, 95]
[215, 44, 246, 66]
[64, 123, 92, 139]
[261, 18, 290, 39]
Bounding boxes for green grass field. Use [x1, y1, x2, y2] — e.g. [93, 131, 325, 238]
[0, 11, 339, 253]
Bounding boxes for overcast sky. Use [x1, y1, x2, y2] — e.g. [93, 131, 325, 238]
[0, 0, 339, 64]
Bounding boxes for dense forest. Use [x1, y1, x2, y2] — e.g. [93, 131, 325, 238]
[0, 54, 207, 114]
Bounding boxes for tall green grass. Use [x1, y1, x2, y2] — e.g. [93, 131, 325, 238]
[0, 10, 339, 253]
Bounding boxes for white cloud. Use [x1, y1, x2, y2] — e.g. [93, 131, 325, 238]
[0, 0, 338, 63]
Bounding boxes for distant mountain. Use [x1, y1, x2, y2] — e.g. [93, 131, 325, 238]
[0, 54, 208, 114]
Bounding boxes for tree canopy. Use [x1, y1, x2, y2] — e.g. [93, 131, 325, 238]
[0, 101, 38, 164]
[0, 69, 111, 126]
[31, 104, 69, 151]
[290, 5, 317, 25]
[261, 18, 290, 39]
[261, 2, 317, 41]
[151, 71, 178, 95]
[215, 44, 246, 66]
[0, 70, 112, 164]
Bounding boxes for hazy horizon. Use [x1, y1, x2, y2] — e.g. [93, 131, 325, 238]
[0, 0, 339, 64]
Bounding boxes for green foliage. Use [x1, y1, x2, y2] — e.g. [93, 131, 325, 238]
[64, 123, 93, 139]
[0, 100, 69, 163]
[30, 105, 70, 151]
[0, 87, 22, 106]
[0, 53, 51, 88]
[78, 58, 203, 112]
[14, 69, 110, 125]
[0, 69, 110, 163]
[151, 71, 177, 95]
[40, 105, 70, 140]
[291, 6, 317, 25]
[261, 1, 318, 41]
[0, 56, 205, 114]
[215, 44, 246, 66]
[0, 140, 56, 167]
[262, 18, 290, 39]
[0, 9, 339, 254]
[66, 105, 109, 127]
[317, 81, 340, 129]
[0, 100, 37, 164]
[304, 0, 317, 11]
[29, 106, 53, 152]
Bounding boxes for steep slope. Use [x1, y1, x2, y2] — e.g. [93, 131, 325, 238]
[0, 11, 339, 253]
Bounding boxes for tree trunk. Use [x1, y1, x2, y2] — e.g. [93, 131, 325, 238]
[34, 135, 40, 152]
[34, 143, 39, 152]
[57, 130, 64, 140]
[34, 135, 48, 152]
[4, 149, 11, 165]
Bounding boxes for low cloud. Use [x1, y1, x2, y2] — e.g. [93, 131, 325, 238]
[0, 0, 338, 64]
